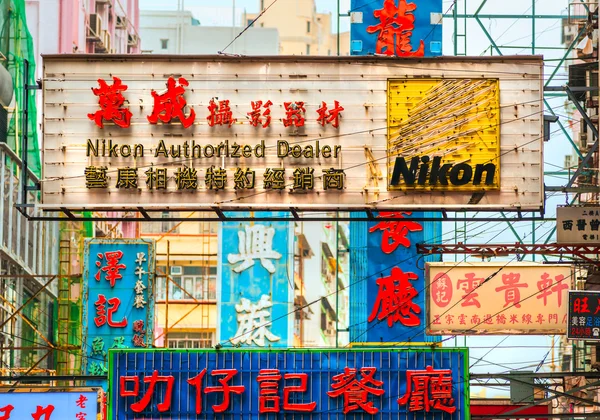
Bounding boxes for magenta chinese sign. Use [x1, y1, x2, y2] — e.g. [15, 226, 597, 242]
[108, 348, 468, 419]
[82, 239, 155, 377]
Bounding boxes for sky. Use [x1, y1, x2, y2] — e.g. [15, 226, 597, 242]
[139, 0, 579, 399]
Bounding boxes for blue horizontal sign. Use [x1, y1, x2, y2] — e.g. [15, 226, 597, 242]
[0, 390, 98, 418]
[109, 348, 468, 419]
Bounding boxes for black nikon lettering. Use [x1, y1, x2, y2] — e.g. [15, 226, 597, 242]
[390, 156, 496, 187]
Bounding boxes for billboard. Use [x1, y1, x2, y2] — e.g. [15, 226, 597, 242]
[470, 401, 549, 420]
[567, 290, 600, 340]
[217, 213, 293, 347]
[82, 239, 155, 377]
[350, 212, 441, 345]
[0, 389, 99, 418]
[350, 0, 443, 57]
[557, 206, 600, 243]
[426, 263, 573, 335]
[42, 55, 544, 213]
[108, 348, 469, 419]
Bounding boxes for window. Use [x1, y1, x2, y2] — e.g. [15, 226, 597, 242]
[156, 266, 217, 301]
[161, 211, 179, 233]
[167, 331, 214, 349]
[306, 44, 310, 55]
[307, 21, 311, 33]
[160, 39, 169, 50]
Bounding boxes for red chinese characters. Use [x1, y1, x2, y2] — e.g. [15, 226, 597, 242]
[368, 266, 421, 327]
[495, 273, 528, 308]
[148, 76, 196, 128]
[537, 273, 568, 307]
[316, 101, 344, 128]
[88, 77, 132, 128]
[431, 273, 453, 308]
[368, 212, 423, 254]
[75, 394, 88, 409]
[94, 294, 127, 328]
[95, 251, 126, 287]
[121, 370, 175, 413]
[327, 367, 384, 414]
[203, 369, 245, 413]
[0, 405, 13, 420]
[207, 99, 236, 127]
[398, 366, 456, 414]
[366, 0, 425, 57]
[282, 102, 306, 127]
[247, 100, 273, 128]
[456, 273, 484, 308]
[31, 405, 55, 420]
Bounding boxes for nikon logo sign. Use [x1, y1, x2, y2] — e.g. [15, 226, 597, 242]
[390, 156, 497, 188]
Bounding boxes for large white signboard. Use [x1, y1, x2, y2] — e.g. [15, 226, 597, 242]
[42, 55, 544, 213]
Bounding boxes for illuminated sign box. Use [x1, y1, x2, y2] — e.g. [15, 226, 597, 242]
[42, 55, 543, 213]
[108, 348, 468, 419]
[426, 262, 573, 335]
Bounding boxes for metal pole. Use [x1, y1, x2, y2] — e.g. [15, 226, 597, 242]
[531, 0, 535, 54]
[21, 59, 29, 208]
[337, 0, 340, 56]
[165, 240, 170, 348]
[335, 213, 339, 348]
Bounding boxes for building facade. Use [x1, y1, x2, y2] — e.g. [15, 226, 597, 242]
[140, 10, 279, 55]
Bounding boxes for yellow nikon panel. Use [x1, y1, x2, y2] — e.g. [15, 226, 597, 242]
[387, 79, 500, 191]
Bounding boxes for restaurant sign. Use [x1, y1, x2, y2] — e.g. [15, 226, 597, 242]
[557, 206, 600, 243]
[426, 263, 573, 335]
[108, 348, 468, 419]
[41, 55, 544, 213]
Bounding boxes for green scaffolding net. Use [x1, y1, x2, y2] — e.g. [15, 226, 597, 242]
[0, 0, 41, 177]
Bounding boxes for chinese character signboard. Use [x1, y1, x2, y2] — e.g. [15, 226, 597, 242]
[350, 212, 441, 345]
[82, 239, 155, 377]
[41, 55, 544, 214]
[350, 0, 443, 57]
[217, 213, 293, 347]
[557, 206, 600, 243]
[426, 263, 573, 335]
[567, 291, 600, 340]
[0, 389, 99, 419]
[108, 348, 468, 419]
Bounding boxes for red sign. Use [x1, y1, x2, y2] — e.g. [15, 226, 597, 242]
[471, 403, 549, 420]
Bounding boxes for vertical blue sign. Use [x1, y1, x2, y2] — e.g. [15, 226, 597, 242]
[82, 239, 155, 377]
[350, 0, 443, 57]
[350, 212, 441, 345]
[218, 212, 292, 347]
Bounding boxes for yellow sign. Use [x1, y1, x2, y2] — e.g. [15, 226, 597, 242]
[387, 79, 501, 191]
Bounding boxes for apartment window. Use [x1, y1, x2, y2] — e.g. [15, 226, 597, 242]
[307, 21, 311, 33]
[306, 44, 310, 55]
[160, 38, 169, 50]
[156, 266, 217, 301]
[167, 331, 214, 349]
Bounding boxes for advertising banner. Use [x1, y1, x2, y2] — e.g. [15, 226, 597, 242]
[557, 206, 600, 243]
[108, 348, 468, 419]
[350, 212, 441, 345]
[82, 239, 155, 376]
[0, 389, 99, 418]
[350, 0, 443, 57]
[470, 401, 549, 420]
[567, 290, 600, 340]
[217, 213, 293, 347]
[426, 263, 573, 335]
[42, 55, 544, 213]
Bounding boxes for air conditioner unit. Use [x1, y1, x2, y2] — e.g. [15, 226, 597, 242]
[127, 34, 139, 46]
[87, 14, 102, 39]
[116, 15, 127, 29]
[580, 131, 588, 149]
[103, 31, 111, 53]
[171, 266, 182, 275]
